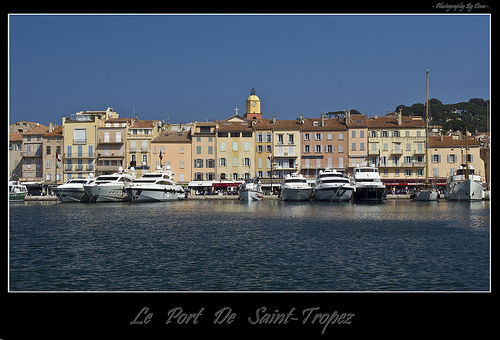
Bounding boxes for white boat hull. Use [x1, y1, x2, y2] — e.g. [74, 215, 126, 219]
[52, 187, 90, 203]
[239, 190, 263, 201]
[84, 184, 130, 202]
[314, 186, 354, 202]
[126, 186, 185, 202]
[281, 188, 312, 201]
[448, 179, 484, 201]
[413, 189, 438, 201]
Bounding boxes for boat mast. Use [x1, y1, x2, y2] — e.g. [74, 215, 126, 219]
[425, 69, 429, 184]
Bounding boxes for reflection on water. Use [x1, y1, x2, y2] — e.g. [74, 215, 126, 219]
[9, 199, 489, 291]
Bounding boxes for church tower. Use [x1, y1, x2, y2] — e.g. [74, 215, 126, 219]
[244, 88, 262, 120]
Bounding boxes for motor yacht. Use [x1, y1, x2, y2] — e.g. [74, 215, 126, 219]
[351, 164, 386, 202]
[280, 173, 312, 201]
[447, 164, 484, 201]
[125, 166, 185, 202]
[239, 178, 263, 201]
[313, 168, 354, 202]
[52, 175, 95, 203]
[9, 180, 28, 201]
[84, 167, 135, 202]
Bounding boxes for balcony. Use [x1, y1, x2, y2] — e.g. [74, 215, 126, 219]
[64, 153, 94, 158]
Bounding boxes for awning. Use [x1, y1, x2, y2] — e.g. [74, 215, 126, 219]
[188, 181, 213, 187]
[382, 179, 447, 186]
[212, 181, 244, 188]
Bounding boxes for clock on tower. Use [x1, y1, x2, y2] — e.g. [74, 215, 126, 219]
[244, 88, 262, 120]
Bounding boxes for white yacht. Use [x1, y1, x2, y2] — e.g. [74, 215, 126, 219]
[84, 167, 135, 202]
[9, 180, 28, 201]
[52, 176, 95, 203]
[239, 178, 263, 201]
[313, 168, 354, 202]
[351, 164, 386, 202]
[125, 166, 185, 202]
[447, 164, 484, 201]
[280, 173, 313, 201]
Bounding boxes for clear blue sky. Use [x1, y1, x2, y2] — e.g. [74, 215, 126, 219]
[9, 14, 490, 125]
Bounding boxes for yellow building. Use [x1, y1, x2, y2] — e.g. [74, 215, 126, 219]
[126, 119, 161, 177]
[216, 114, 254, 181]
[95, 118, 131, 176]
[428, 135, 485, 185]
[367, 112, 427, 188]
[151, 129, 192, 184]
[62, 108, 118, 181]
[253, 119, 274, 179]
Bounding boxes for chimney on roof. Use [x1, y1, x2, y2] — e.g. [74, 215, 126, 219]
[273, 114, 277, 125]
[346, 110, 351, 124]
[321, 112, 325, 126]
[49, 122, 54, 133]
[398, 108, 402, 126]
[300, 114, 304, 125]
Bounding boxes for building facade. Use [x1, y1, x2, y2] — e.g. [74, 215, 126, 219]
[95, 118, 130, 176]
[21, 124, 49, 181]
[346, 113, 369, 170]
[272, 119, 302, 179]
[42, 125, 63, 184]
[428, 135, 485, 185]
[62, 108, 118, 181]
[190, 122, 217, 182]
[126, 119, 161, 178]
[151, 129, 192, 184]
[216, 114, 255, 181]
[300, 114, 348, 179]
[367, 112, 427, 188]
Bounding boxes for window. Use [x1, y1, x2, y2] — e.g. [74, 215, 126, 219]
[288, 134, 294, 144]
[180, 145, 185, 154]
[230, 132, 240, 137]
[370, 131, 378, 138]
[46, 145, 51, 155]
[244, 142, 250, 151]
[406, 143, 411, 151]
[116, 132, 121, 142]
[233, 158, 238, 166]
[233, 142, 238, 151]
[433, 168, 439, 177]
[327, 133, 332, 141]
[315, 133, 322, 140]
[338, 145, 343, 153]
[393, 131, 400, 137]
[338, 133, 344, 140]
[393, 156, 399, 166]
[74, 129, 86, 144]
[142, 154, 147, 165]
[277, 134, 284, 144]
[220, 158, 227, 167]
[197, 146, 201, 154]
[360, 143, 365, 151]
[326, 145, 333, 153]
[220, 142, 226, 152]
[303, 145, 310, 153]
[104, 132, 110, 142]
[432, 155, 441, 163]
[360, 131, 364, 138]
[382, 131, 389, 137]
[351, 130, 356, 138]
[243, 158, 251, 167]
[352, 143, 356, 151]
[303, 133, 310, 141]
[315, 145, 322, 153]
[208, 146, 213, 154]
[448, 154, 457, 163]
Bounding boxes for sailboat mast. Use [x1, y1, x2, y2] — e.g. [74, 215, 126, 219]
[425, 69, 429, 183]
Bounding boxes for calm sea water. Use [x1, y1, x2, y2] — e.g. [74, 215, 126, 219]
[9, 199, 490, 291]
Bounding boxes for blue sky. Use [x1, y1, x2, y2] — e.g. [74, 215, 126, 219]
[9, 14, 490, 125]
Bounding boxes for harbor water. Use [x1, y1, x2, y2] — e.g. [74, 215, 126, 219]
[9, 199, 490, 291]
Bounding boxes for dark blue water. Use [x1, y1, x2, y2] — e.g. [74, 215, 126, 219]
[9, 199, 490, 291]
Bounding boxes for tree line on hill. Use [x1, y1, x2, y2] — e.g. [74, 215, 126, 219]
[326, 98, 489, 134]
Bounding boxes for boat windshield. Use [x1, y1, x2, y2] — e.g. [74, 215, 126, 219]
[321, 179, 349, 184]
[96, 176, 119, 181]
[68, 179, 89, 184]
[285, 179, 307, 183]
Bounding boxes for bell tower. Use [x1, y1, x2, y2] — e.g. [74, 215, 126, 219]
[244, 88, 262, 120]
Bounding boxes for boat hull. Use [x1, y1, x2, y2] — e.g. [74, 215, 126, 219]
[84, 184, 130, 202]
[239, 190, 263, 201]
[52, 187, 90, 203]
[353, 186, 385, 202]
[448, 179, 484, 201]
[413, 189, 438, 201]
[281, 188, 312, 201]
[9, 192, 27, 201]
[314, 187, 354, 202]
[126, 186, 185, 202]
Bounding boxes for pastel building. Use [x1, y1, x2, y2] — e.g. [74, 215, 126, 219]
[151, 129, 192, 184]
[299, 113, 348, 179]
